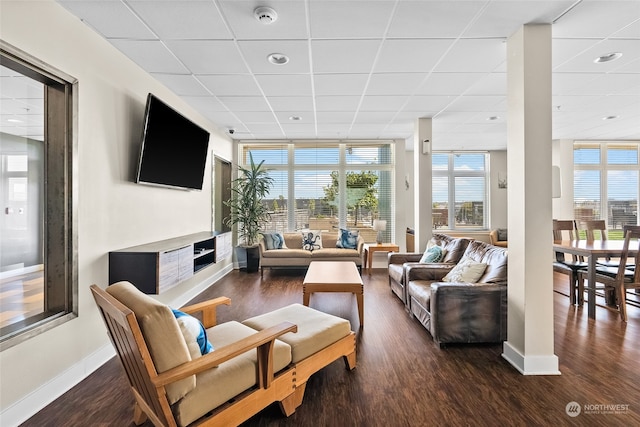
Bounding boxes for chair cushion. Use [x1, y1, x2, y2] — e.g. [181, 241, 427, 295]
[106, 281, 195, 404]
[242, 304, 351, 363]
[174, 321, 292, 427]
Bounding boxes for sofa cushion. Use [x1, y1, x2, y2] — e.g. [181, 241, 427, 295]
[261, 248, 312, 259]
[261, 232, 287, 250]
[243, 304, 351, 363]
[441, 238, 472, 263]
[336, 228, 359, 249]
[442, 257, 487, 283]
[312, 247, 360, 258]
[302, 230, 323, 252]
[462, 240, 508, 284]
[420, 245, 445, 263]
[106, 281, 195, 404]
[174, 321, 292, 427]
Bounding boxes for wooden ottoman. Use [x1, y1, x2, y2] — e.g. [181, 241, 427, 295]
[242, 304, 356, 409]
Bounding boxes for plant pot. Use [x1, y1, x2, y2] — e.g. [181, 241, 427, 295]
[236, 245, 260, 273]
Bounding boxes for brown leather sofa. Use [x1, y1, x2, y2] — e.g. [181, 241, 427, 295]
[405, 240, 508, 346]
[387, 234, 472, 305]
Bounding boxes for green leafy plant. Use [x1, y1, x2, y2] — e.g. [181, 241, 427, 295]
[224, 152, 274, 247]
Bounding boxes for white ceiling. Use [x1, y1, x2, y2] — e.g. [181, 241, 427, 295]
[3, 0, 640, 150]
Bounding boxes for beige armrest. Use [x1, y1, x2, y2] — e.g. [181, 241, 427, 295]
[181, 296, 231, 328]
[153, 321, 298, 389]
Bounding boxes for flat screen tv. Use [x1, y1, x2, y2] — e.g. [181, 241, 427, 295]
[135, 93, 210, 190]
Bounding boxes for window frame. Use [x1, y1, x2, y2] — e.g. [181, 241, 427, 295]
[1, 41, 78, 350]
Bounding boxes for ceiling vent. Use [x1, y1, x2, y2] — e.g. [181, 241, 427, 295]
[254, 6, 278, 24]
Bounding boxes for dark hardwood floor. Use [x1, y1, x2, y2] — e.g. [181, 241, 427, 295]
[21, 270, 640, 427]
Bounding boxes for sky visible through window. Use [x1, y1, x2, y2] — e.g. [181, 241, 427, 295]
[574, 146, 638, 202]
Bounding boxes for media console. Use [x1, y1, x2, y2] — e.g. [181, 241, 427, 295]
[109, 231, 231, 294]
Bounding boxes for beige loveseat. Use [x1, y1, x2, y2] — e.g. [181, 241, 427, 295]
[259, 232, 365, 277]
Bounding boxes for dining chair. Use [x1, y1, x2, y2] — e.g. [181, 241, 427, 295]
[577, 226, 640, 321]
[553, 219, 586, 305]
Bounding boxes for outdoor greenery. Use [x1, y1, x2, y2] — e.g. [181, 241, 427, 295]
[224, 152, 274, 246]
[323, 171, 378, 226]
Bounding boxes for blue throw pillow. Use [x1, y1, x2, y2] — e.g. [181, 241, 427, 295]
[420, 245, 444, 263]
[261, 232, 287, 250]
[336, 228, 359, 249]
[172, 309, 213, 357]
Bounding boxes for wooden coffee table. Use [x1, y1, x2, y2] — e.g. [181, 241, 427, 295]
[303, 261, 364, 327]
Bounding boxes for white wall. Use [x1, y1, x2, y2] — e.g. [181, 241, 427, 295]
[0, 2, 233, 425]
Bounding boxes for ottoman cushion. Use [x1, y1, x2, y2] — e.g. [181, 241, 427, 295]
[242, 304, 351, 363]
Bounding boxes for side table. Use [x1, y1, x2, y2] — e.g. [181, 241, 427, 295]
[364, 243, 400, 274]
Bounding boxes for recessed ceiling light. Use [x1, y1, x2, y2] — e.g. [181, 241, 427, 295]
[267, 53, 289, 65]
[7, 118, 22, 123]
[487, 116, 500, 121]
[594, 52, 622, 63]
[603, 115, 618, 120]
[289, 116, 301, 121]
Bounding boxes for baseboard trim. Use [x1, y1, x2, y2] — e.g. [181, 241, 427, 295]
[502, 341, 561, 375]
[0, 263, 234, 427]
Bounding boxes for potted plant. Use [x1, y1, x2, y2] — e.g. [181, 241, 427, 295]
[224, 152, 273, 272]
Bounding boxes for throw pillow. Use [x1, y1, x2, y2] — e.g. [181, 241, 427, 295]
[497, 228, 508, 241]
[419, 245, 445, 263]
[336, 228, 359, 249]
[442, 257, 487, 283]
[261, 232, 287, 250]
[301, 230, 323, 252]
[172, 309, 213, 358]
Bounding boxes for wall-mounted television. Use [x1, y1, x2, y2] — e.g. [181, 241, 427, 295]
[135, 93, 210, 190]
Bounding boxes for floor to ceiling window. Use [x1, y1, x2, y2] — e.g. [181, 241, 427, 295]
[239, 142, 395, 243]
[432, 152, 488, 230]
[574, 142, 639, 239]
[1, 43, 77, 349]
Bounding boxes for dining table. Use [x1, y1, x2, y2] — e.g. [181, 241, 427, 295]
[553, 239, 639, 319]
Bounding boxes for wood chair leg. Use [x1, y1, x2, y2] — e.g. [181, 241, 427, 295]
[343, 351, 356, 370]
[279, 383, 306, 416]
[133, 403, 148, 426]
[617, 284, 628, 322]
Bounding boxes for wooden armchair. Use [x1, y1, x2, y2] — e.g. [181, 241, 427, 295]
[91, 282, 299, 427]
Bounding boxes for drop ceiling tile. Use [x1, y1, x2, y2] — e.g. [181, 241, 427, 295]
[359, 96, 408, 112]
[553, 73, 601, 95]
[58, 0, 156, 39]
[317, 111, 356, 124]
[314, 74, 369, 96]
[366, 73, 428, 96]
[445, 95, 504, 112]
[182, 96, 228, 115]
[233, 111, 277, 123]
[219, 0, 309, 40]
[312, 40, 382, 73]
[198, 75, 262, 97]
[610, 19, 640, 39]
[128, 0, 232, 40]
[416, 73, 484, 96]
[309, 1, 395, 38]
[281, 122, 317, 134]
[152, 74, 210, 96]
[354, 112, 397, 124]
[402, 95, 454, 112]
[217, 96, 270, 111]
[268, 96, 315, 112]
[464, 1, 573, 38]
[553, 0, 640, 38]
[375, 39, 454, 73]
[0, 75, 43, 99]
[238, 40, 310, 74]
[109, 40, 190, 74]
[388, 1, 485, 38]
[244, 123, 284, 134]
[465, 73, 506, 96]
[552, 39, 600, 69]
[316, 96, 362, 111]
[434, 39, 506, 73]
[553, 39, 640, 73]
[273, 111, 312, 124]
[254, 74, 312, 96]
[165, 40, 249, 74]
[569, 74, 640, 96]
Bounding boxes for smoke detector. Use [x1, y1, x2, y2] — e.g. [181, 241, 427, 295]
[254, 6, 278, 24]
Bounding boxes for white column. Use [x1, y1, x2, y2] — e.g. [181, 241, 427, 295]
[502, 24, 560, 375]
[414, 118, 433, 252]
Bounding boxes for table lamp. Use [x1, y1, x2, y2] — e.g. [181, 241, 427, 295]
[373, 219, 387, 245]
